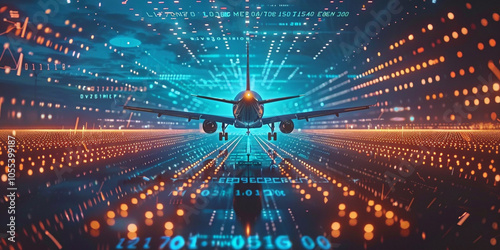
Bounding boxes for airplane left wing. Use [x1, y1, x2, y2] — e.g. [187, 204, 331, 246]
[261, 105, 370, 124]
[123, 105, 236, 125]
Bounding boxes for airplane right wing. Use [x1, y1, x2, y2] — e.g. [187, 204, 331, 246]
[123, 105, 236, 125]
[258, 95, 303, 104]
[261, 104, 370, 124]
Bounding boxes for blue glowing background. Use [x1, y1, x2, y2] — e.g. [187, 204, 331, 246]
[0, 0, 499, 132]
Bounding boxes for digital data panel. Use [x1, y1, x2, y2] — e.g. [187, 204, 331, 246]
[0, 0, 499, 249]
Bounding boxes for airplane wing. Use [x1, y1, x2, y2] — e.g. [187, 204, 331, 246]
[261, 105, 370, 124]
[258, 95, 303, 104]
[123, 105, 236, 125]
[191, 95, 238, 104]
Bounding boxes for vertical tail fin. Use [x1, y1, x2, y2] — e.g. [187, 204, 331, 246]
[246, 42, 250, 91]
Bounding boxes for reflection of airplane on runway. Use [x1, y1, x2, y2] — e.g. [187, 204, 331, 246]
[124, 43, 370, 141]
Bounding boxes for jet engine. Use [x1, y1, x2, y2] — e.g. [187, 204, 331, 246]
[202, 120, 218, 134]
[279, 120, 294, 134]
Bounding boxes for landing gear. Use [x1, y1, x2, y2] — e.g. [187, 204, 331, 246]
[267, 132, 277, 141]
[219, 123, 229, 141]
[219, 132, 228, 141]
[267, 123, 277, 141]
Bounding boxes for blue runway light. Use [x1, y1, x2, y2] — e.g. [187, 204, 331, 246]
[109, 36, 141, 48]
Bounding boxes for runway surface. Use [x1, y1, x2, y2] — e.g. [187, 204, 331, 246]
[0, 129, 499, 249]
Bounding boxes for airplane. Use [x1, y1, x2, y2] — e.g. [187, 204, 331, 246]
[124, 42, 371, 141]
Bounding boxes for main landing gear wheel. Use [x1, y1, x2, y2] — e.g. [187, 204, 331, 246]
[219, 132, 228, 141]
[267, 123, 277, 140]
[218, 123, 229, 141]
[267, 132, 277, 141]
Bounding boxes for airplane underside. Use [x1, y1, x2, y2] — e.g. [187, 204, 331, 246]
[234, 120, 263, 128]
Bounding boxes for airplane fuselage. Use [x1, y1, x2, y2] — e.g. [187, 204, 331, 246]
[233, 90, 264, 128]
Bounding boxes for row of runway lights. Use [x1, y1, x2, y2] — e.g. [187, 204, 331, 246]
[293, 131, 499, 245]
[1, 132, 190, 179]
[301, 131, 500, 184]
[4, 133, 201, 246]
[17, 138, 201, 245]
[89, 137, 241, 239]
[256, 136, 412, 238]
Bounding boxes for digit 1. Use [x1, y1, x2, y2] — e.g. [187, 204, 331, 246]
[116, 238, 125, 249]
[263, 235, 274, 249]
[235, 190, 241, 196]
[188, 235, 197, 249]
[143, 237, 151, 249]
[255, 190, 260, 196]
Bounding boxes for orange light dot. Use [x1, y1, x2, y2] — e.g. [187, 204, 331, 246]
[331, 222, 341, 230]
[447, 12, 454, 20]
[483, 85, 489, 93]
[145, 211, 153, 219]
[493, 13, 500, 22]
[107, 211, 115, 219]
[364, 224, 374, 233]
[90, 220, 100, 230]
[164, 221, 174, 230]
[127, 223, 137, 232]
[461, 27, 468, 35]
[339, 203, 346, 210]
[364, 232, 374, 241]
[493, 83, 499, 91]
[457, 51, 463, 58]
[349, 211, 358, 219]
[400, 220, 410, 229]
[386, 211, 394, 219]
[176, 209, 184, 216]
[478, 43, 484, 50]
[481, 18, 488, 27]
[120, 204, 128, 211]
[489, 39, 496, 47]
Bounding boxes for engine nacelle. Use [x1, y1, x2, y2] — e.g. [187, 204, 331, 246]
[202, 120, 218, 134]
[279, 120, 294, 134]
